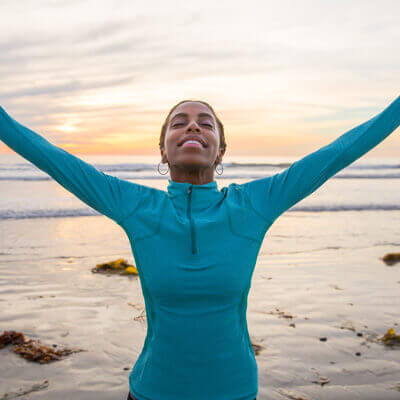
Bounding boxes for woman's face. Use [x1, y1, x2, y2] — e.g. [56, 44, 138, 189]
[160, 101, 224, 180]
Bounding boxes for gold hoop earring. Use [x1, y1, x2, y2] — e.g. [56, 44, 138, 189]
[157, 162, 170, 175]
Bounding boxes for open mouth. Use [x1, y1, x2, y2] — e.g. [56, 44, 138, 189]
[180, 140, 204, 148]
[178, 135, 207, 148]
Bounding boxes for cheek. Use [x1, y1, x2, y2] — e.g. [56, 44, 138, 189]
[165, 129, 181, 145]
[163, 130, 182, 156]
[208, 132, 220, 148]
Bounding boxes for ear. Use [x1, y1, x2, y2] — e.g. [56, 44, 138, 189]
[160, 148, 168, 163]
[217, 147, 226, 163]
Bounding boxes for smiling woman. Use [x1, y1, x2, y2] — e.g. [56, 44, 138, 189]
[0, 96, 399, 400]
[158, 99, 227, 185]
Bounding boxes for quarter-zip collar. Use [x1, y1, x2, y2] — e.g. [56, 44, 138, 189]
[167, 179, 219, 194]
[167, 178, 224, 256]
[167, 178, 222, 213]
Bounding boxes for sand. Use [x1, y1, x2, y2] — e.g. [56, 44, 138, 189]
[0, 210, 399, 399]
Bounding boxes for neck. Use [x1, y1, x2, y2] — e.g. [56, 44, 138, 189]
[168, 169, 216, 186]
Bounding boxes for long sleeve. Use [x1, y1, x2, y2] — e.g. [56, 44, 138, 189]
[0, 106, 144, 225]
[239, 95, 400, 225]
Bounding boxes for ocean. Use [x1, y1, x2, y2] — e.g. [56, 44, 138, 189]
[1, 153, 400, 220]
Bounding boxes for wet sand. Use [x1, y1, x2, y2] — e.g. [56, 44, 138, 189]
[0, 210, 399, 399]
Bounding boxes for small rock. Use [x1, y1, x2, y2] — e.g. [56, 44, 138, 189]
[319, 337, 327, 342]
[382, 252, 400, 266]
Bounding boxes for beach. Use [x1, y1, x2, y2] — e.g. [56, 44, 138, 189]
[1, 156, 400, 399]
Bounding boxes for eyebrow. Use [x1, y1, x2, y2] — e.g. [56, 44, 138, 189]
[170, 112, 214, 122]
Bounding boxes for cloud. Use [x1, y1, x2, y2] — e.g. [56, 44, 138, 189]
[0, 76, 135, 99]
[0, 0, 399, 155]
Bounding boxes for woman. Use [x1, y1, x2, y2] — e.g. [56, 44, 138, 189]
[1, 96, 399, 400]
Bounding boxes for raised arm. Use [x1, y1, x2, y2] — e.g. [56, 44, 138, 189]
[239, 95, 400, 224]
[0, 106, 143, 225]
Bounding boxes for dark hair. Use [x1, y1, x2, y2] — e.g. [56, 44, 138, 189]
[159, 99, 227, 165]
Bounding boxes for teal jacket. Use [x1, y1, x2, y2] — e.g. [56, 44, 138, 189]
[1, 96, 399, 400]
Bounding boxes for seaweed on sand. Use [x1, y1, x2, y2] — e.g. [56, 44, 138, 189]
[380, 328, 400, 347]
[0, 330, 85, 364]
[91, 258, 138, 275]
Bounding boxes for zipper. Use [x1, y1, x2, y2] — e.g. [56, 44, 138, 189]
[187, 186, 197, 255]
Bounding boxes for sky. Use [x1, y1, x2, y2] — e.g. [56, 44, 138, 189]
[0, 0, 399, 157]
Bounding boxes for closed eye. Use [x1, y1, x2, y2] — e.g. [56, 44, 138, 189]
[172, 123, 213, 128]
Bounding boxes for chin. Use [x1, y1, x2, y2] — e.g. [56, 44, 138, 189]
[178, 157, 208, 167]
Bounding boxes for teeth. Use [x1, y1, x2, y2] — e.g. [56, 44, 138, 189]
[184, 140, 202, 145]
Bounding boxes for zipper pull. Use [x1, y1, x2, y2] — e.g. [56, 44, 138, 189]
[187, 186, 192, 194]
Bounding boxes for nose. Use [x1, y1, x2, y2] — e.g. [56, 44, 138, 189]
[186, 120, 200, 132]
